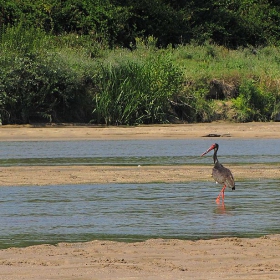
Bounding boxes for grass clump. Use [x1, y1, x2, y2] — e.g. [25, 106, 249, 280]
[93, 52, 184, 125]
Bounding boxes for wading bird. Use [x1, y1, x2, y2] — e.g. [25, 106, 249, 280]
[201, 143, 235, 204]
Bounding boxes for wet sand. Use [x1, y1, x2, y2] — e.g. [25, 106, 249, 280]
[0, 122, 280, 279]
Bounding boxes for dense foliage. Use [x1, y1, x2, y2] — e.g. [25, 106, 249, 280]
[1, 0, 280, 48]
[1, 1, 280, 125]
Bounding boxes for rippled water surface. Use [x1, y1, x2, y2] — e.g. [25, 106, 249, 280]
[0, 138, 280, 166]
[0, 138, 280, 248]
[0, 180, 280, 249]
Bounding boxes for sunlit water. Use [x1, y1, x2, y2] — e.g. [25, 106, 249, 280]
[0, 139, 280, 248]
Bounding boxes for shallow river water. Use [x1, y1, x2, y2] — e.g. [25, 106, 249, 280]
[0, 139, 279, 248]
[0, 138, 280, 166]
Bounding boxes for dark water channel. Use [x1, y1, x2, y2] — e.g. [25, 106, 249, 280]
[0, 139, 279, 248]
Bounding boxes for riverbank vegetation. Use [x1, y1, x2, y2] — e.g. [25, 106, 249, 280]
[1, 1, 280, 125]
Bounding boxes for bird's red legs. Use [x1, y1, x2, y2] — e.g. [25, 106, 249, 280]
[215, 185, 226, 204]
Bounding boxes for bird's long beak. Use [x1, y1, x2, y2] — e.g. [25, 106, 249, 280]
[201, 144, 215, 157]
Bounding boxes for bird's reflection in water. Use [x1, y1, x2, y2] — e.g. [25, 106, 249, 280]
[214, 202, 235, 215]
[216, 201, 227, 214]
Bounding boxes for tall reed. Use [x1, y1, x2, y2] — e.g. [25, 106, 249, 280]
[93, 52, 184, 125]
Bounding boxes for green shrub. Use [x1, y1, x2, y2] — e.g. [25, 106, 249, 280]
[173, 79, 214, 123]
[0, 52, 94, 124]
[232, 80, 276, 122]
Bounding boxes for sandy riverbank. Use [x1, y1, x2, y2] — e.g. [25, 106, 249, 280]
[0, 121, 280, 141]
[0, 122, 280, 280]
[1, 235, 280, 280]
